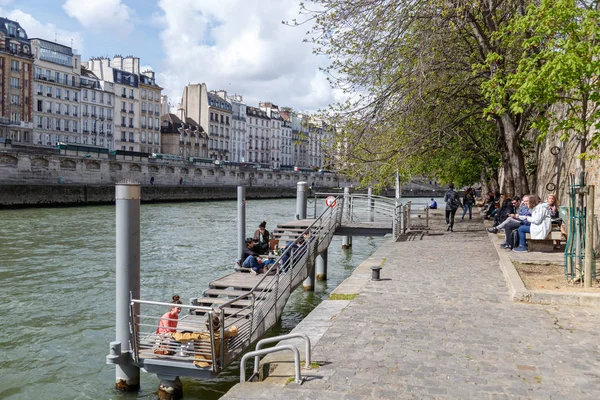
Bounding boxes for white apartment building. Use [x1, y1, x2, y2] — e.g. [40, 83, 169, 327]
[80, 68, 115, 149]
[139, 70, 162, 154]
[279, 109, 293, 167]
[259, 102, 283, 169]
[85, 56, 162, 153]
[208, 91, 232, 160]
[229, 94, 247, 162]
[245, 106, 271, 165]
[291, 111, 309, 167]
[31, 38, 81, 146]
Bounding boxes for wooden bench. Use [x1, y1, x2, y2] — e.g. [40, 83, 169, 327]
[526, 231, 564, 252]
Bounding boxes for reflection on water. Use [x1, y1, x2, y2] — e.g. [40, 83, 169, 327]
[0, 199, 385, 399]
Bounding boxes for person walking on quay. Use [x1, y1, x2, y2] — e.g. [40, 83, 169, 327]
[444, 184, 462, 232]
[461, 187, 475, 220]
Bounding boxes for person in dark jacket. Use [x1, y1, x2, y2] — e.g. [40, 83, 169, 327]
[461, 188, 476, 220]
[493, 198, 515, 226]
[253, 221, 270, 254]
[444, 184, 462, 232]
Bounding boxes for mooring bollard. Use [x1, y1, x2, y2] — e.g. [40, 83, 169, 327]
[238, 186, 246, 262]
[296, 182, 308, 220]
[112, 180, 141, 392]
[371, 266, 382, 281]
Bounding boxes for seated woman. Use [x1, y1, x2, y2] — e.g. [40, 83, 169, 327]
[513, 195, 551, 252]
[153, 295, 183, 355]
[156, 295, 182, 334]
[253, 221, 271, 254]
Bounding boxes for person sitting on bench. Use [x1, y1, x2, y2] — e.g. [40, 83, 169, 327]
[513, 195, 552, 252]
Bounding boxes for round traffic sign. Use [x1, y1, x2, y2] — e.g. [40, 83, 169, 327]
[325, 196, 337, 207]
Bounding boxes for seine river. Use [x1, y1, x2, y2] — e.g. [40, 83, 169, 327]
[0, 198, 390, 400]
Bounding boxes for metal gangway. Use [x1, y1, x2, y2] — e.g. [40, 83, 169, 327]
[126, 196, 344, 381]
[308, 191, 430, 238]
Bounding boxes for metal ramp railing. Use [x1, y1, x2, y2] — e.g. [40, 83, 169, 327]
[309, 192, 428, 239]
[128, 197, 342, 379]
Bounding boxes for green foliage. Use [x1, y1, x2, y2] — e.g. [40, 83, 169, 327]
[503, 0, 600, 155]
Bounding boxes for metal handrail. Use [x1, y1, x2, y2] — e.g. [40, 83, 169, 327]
[240, 345, 302, 383]
[254, 333, 311, 373]
[218, 199, 341, 310]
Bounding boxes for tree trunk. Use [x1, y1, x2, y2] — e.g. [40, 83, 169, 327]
[500, 112, 529, 196]
[496, 120, 515, 196]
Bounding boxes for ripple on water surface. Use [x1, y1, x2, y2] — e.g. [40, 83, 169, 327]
[0, 199, 385, 399]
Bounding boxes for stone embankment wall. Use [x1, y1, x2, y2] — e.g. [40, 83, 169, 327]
[534, 130, 600, 250]
[0, 148, 347, 187]
[0, 146, 351, 206]
[0, 184, 298, 207]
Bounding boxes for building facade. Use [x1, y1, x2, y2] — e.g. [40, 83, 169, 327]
[259, 102, 284, 169]
[279, 108, 294, 168]
[246, 106, 271, 165]
[229, 94, 246, 162]
[160, 113, 207, 158]
[80, 67, 114, 149]
[139, 70, 162, 154]
[31, 39, 81, 147]
[208, 91, 232, 161]
[86, 56, 162, 153]
[292, 112, 309, 167]
[0, 18, 34, 144]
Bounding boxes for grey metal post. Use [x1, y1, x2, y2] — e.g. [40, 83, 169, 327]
[296, 182, 308, 220]
[584, 185, 595, 288]
[342, 187, 352, 248]
[114, 181, 140, 391]
[368, 187, 374, 222]
[238, 186, 246, 261]
[316, 248, 328, 281]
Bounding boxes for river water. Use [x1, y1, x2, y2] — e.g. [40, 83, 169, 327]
[0, 198, 394, 400]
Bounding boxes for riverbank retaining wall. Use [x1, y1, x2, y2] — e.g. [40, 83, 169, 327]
[0, 184, 303, 208]
[0, 145, 353, 206]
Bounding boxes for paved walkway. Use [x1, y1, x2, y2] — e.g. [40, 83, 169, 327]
[223, 211, 600, 399]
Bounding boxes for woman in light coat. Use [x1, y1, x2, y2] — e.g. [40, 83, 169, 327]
[513, 195, 552, 252]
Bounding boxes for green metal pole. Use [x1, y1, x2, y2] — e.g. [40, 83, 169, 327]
[584, 186, 595, 288]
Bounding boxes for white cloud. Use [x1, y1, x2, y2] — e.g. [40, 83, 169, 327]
[155, 0, 340, 112]
[62, 0, 132, 34]
[0, 8, 84, 52]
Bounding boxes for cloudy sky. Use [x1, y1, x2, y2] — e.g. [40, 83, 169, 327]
[2, 0, 339, 111]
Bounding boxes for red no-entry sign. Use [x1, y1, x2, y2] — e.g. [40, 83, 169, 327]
[325, 196, 337, 207]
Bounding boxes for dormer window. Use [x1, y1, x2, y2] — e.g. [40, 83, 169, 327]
[7, 24, 16, 37]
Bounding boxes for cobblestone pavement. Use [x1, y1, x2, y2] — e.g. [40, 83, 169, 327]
[223, 213, 600, 399]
